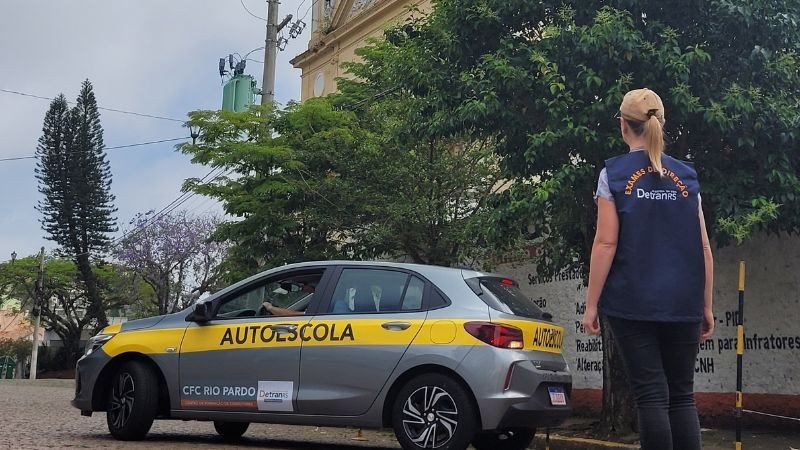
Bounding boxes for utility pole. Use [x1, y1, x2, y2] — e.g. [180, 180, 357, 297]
[262, 0, 279, 105]
[29, 246, 45, 380]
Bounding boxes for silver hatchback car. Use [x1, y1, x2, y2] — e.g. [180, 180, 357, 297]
[72, 261, 572, 450]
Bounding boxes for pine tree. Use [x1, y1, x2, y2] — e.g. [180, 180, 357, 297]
[35, 80, 117, 328]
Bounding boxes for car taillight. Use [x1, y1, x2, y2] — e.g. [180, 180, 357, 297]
[464, 322, 524, 349]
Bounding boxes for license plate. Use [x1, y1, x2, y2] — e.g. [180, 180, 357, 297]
[548, 386, 567, 406]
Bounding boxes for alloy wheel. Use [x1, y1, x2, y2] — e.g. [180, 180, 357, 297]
[402, 385, 459, 448]
[108, 372, 135, 429]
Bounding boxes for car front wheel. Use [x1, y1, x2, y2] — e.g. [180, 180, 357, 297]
[472, 428, 535, 450]
[214, 421, 249, 440]
[391, 373, 478, 450]
[106, 360, 159, 440]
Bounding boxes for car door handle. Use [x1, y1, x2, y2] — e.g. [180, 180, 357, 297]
[271, 324, 298, 334]
[381, 322, 411, 331]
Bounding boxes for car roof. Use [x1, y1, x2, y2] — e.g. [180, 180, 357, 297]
[204, 260, 503, 302]
[271, 260, 501, 279]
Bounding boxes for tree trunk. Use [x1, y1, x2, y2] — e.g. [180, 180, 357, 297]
[60, 327, 84, 368]
[75, 253, 108, 329]
[598, 314, 637, 437]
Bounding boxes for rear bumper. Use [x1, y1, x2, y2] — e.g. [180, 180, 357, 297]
[496, 382, 572, 429]
[458, 346, 573, 430]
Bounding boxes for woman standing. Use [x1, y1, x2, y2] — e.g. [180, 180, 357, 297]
[581, 88, 715, 450]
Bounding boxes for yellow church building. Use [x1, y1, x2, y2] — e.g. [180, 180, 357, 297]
[291, 0, 430, 101]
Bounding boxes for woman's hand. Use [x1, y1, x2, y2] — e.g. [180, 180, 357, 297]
[701, 308, 715, 342]
[582, 306, 601, 336]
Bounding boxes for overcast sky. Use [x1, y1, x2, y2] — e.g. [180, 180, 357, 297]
[0, 0, 310, 261]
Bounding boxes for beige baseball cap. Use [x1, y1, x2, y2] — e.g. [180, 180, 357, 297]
[619, 88, 665, 124]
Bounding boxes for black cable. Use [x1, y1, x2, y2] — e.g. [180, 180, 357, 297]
[0, 88, 184, 123]
[111, 168, 231, 248]
[296, 0, 309, 17]
[243, 46, 266, 60]
[0, 137, 189, 163]
[301, 0, 321, 23]
[240, 0, 266, 21]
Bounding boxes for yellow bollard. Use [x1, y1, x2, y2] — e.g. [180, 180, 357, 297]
[735, 261, 745, 450]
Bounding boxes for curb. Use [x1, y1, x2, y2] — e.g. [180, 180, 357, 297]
[0, 378, 73, 387]
[533, 434, 639, 450]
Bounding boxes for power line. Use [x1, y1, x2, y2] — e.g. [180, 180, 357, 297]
[301, 0, 320, 23]
[343, 86, 402, 110]
[112, 167, 231, 248]
[240, 0, 266, 20]
[0, 137, 189, 163]
[65, 167, 222, 260]
[0, 88, 184, 123]
[296, 0, 309, 17]
[243, 46, 265, 60]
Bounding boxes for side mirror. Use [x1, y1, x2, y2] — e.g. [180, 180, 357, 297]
[187, 302, 213, 323]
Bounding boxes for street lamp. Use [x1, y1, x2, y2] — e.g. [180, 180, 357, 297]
[10, 251, 16, 264]
[187, 124, 200, 145]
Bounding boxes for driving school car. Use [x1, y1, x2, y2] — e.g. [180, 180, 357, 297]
[72, 261, 572, 450]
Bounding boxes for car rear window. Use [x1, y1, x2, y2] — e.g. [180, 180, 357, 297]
[479, 279, 545, 319]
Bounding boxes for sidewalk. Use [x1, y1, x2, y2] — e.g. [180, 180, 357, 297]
[532, 418, 800, 449]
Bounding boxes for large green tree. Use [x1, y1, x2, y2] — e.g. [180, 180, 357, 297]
[35, 80, 117, 329]
[179, 98, 508, 280]
[338, 0, 800, 436]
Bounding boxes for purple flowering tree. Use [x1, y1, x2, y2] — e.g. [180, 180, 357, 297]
[114, 211, 228, 315]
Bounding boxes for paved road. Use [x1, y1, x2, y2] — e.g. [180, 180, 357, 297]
[0, 379, 401, 450]
[2, 379, 798, 449]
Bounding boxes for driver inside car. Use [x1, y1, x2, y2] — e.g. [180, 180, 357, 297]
[262, 281, 316, 316]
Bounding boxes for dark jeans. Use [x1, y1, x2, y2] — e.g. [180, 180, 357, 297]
[606, 316, 702, 450]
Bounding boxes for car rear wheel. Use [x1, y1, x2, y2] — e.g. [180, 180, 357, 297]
[472, 428, 535, 450]
[391, 373, 477, 450]
[106, 360, 159, 440]
[214, 421, 249, 440]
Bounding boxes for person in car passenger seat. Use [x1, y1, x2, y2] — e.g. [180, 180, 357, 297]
[581, 88, 715, 450]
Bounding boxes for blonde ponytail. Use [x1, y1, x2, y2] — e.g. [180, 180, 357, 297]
[644, 115, 665, 176]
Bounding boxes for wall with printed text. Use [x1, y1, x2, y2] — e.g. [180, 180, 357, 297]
[497, 234, 800, 418]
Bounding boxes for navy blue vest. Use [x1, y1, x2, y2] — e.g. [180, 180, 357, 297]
[600, 151, 705, 322]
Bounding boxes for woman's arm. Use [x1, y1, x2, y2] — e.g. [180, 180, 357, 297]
[699, 208, 715, 341]
[262, 301, 303, 316]
[582, 197, 619, 335]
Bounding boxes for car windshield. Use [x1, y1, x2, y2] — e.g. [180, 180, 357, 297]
[479, 279, 544, 319]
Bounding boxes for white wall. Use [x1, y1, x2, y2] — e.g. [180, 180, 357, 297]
[497, 234, 800, 395]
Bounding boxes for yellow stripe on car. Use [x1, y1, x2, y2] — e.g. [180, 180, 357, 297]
[102, 327, 186, 357]
[101, 323, 122, 335]
[101, 318, 563, 356]
[503, 319, 565, 354]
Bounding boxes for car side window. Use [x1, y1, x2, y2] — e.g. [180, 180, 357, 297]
[215, 271, 323, 318]
[217, 285, 267, 317]
[401, 276, 425, 310]
[328, 269, 422, 314]
[428, 288, 449, 309]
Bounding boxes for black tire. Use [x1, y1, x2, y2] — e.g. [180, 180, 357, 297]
[106, 360, 159, 441]
[214, 421, 250, 440]
[472, 428, 536, 450]
[391, 373, 478, 450]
